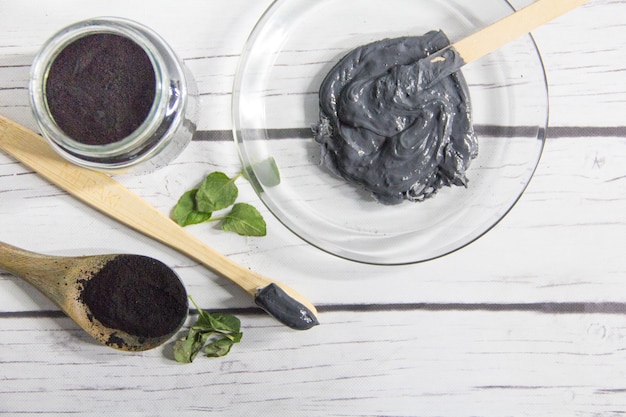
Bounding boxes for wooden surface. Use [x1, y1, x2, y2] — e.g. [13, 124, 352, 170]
[1, 0, 625, 415]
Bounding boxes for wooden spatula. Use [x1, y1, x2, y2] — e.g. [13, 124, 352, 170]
[420, 0, 589, 87]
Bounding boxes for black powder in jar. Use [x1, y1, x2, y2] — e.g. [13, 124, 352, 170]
[79, 255, 187, 338]
[45, 33, 157, 145]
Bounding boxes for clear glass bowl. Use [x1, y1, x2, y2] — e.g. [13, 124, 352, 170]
[233, 0, 548, 265]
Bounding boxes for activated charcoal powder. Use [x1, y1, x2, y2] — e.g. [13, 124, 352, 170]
[80, 255, 187, 338]
[31, 18, 198, 174]
[45, 33, 157, 145]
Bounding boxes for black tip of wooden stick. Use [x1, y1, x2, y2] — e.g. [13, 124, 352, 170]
[254, 283, 319, 330]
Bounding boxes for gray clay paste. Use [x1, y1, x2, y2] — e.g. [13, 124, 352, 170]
[313, 30, 478, 204]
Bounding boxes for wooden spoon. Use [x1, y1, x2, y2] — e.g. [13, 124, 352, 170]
[419, 0, 589, 87]
[0, 115, 319, 330]
[0, 241, 188, 351]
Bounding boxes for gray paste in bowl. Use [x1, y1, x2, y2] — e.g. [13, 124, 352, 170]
[313, 30, 478, 204]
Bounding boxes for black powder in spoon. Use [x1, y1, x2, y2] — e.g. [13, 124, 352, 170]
[80, 255, 187, 338]
[45, 33, 156, 145]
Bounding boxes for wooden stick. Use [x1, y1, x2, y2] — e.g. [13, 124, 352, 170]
[421, 0, 589, 87]
[453, 0, 589, 64]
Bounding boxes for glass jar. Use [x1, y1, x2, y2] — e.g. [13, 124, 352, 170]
[29, 17, 198, 174]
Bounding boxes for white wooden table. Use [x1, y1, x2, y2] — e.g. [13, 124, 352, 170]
[1, 0, 625, 415]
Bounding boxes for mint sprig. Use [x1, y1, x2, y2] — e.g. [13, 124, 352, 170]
[174, 297, 243, 363]
[172, 170, 266, 237]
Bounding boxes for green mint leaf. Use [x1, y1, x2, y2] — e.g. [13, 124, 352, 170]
[207, 312, 241, 334]
[173, 334, 195, 363]
[192, 300, 240, 335]
[246, 157, 281, 187]
[265, 157, 281, 187]
[221, 203, 267, 237]
[204, 335, 240, 358]
[174, 327, 212, 363]
[196, 172, 238, 213]
[172, 189, 212, 226]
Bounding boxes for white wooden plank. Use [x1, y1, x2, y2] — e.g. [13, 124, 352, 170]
[0, 0, 625, 131]
[530, 0, 626, 128]
[1, 136, 624, 312]
[2, 310, 626, 416]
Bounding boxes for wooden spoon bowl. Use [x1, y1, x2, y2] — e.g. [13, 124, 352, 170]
[0, 241, 188, 351]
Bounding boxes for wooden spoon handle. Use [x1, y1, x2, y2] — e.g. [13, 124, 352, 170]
[0, 240, 116, 311]
[0, 241, 68, 304]
[452, 0, 589, 64]
[0, 115, 317, 318]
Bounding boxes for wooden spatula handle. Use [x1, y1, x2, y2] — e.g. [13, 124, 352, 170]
[454, 0, 589, 64]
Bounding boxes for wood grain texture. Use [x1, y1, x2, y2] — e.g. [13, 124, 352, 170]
[2, 136, 623, 311]
[3, 310, 626, 416]
[0, 0, 625, 415]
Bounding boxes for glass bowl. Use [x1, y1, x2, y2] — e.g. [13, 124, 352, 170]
[233, 0, 548, 265]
